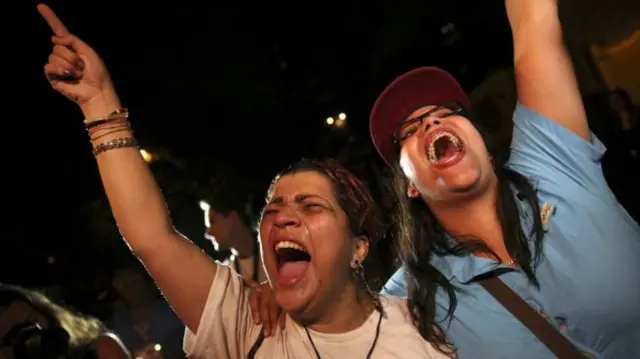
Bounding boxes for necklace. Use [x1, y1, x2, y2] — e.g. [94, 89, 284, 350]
[304, 309, 383, 359]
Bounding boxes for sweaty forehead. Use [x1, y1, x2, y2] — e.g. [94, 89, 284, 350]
[268, 172, 334, 203]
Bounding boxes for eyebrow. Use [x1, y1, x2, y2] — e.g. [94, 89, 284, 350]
[405, 106, 449, 122]
[267, 193, 325, 206]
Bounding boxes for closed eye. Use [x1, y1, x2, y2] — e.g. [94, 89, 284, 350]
[262, 208, 278, 216]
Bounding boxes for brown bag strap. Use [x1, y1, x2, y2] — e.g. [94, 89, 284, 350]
[478, 276, 584, 359]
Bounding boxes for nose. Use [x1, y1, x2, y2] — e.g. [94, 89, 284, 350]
[273, 208, 300, 229]
[421, 117, 442, 133]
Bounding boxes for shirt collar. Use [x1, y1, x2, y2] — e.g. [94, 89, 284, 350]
[429, 186, 534, 283]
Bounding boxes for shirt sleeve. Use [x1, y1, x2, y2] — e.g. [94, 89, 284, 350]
[508, 102, 608, 191]
[183, 265, 261, 358]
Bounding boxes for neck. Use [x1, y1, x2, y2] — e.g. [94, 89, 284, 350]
[428, 180, 511, 261]
[232, 224, 257, 259]
[301, 284, 376, 334]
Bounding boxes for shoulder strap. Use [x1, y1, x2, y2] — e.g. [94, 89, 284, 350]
[253, 239, 260, 282]
[247, 331, 265, 359]
[477, 276, 584, 359]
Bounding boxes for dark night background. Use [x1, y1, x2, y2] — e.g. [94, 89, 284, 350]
[4, 0, 639, 326]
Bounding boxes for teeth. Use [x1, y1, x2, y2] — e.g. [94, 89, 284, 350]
[275, 241, 308, 253]
[428, 132, 461, 162]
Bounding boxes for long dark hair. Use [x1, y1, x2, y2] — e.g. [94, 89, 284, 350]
[390, 119, 545, 354]
[266, 158, 386, 296]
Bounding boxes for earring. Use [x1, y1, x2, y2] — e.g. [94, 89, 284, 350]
[352, 259, 361, 269]
[407, 186, 419, 198]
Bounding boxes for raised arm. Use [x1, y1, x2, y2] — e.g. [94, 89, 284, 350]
[506, 0, 590, 141]
[37, 4, 214, 333]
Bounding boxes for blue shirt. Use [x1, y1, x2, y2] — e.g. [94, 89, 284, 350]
[383, 104, 640, 359]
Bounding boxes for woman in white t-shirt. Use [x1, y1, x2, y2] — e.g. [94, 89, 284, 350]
[184, 159, 450, 358]
[37, 4, 449, 358]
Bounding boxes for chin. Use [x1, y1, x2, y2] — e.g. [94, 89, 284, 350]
[449, 169, 482, 191]
[274, 283, 316, 316]
[265, 262, 316, 312]
[449, 170, 494, 200]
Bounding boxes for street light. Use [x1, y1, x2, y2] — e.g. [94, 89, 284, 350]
[326, 112, 347, 128]
[140, 149, 153, 163]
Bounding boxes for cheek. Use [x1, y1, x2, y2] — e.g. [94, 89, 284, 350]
[400, 141, 428, 181]
[258, 221, 271, 242]
[308, 222, 352, 273]
[400, 144, 437, 192]
[465, 132, 491, 162]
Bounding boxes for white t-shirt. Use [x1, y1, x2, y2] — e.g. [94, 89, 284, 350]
[235, 255, 267, 283]
[183, 265, 451, 358]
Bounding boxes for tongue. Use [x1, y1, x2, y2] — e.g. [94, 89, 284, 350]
[438, 144, 461, 162]
[278, 261, 309, 279]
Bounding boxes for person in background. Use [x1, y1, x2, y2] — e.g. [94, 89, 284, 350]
[607, 88, 639, 157]
[199, 186, 266, 283]
[109, 268, 185, 359]
[600, 88, 640, 220]
[37, 4, 452, 358]
[369, 0, 640, 358]
[0, 283, 129, 359]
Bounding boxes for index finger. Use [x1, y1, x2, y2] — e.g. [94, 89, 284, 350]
[37, 4, 70, 36]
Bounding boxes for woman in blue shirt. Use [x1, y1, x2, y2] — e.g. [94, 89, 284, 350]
[369, 0, 640, 358]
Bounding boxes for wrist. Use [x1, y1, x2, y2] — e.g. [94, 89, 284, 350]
[80, 91, 122, 120]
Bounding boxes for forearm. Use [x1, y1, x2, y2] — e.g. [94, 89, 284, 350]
[82, 95, 218, 332]
[82, 95, 175, 255]
[505, 0, 589, 139]
[506, 0, 563, 63]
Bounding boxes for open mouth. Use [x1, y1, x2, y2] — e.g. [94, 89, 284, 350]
[426, 130, 465, 167]
[274, 240, 311, 284]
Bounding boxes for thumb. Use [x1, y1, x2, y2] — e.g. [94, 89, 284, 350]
[51, 80, 77, 95]
[79, 53, 92, 70]
[52, 35, 91, 53]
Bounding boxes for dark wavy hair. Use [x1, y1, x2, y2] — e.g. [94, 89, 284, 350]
[389, 109, 545, 354]
[265, 158, 386, 296]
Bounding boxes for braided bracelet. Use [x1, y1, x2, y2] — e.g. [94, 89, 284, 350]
[92, 137, 138, 157]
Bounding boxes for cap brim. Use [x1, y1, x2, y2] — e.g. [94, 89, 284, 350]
[369, 67, 470, 165]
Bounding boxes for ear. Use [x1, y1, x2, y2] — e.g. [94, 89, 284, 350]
[351, 236, 370, 267]
[227, 210, 244, 225]
[407, 184, 420, 198]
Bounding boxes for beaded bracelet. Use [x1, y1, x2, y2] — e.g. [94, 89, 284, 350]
[92, 137, 138, 157]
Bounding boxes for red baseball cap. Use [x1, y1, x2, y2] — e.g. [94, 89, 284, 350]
[369, 67, 471, 165]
